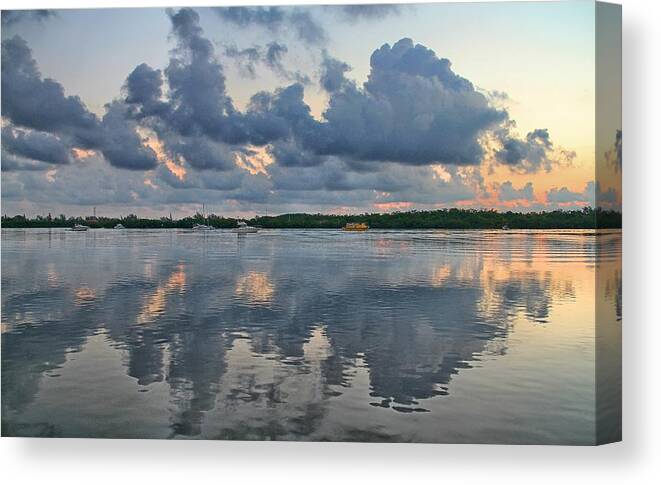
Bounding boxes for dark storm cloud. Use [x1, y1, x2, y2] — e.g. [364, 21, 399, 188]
[126, 8, 314, 159]
[124, 9, 295, 170]
[1, 36, 103, 149]
[157, 8, 288, 147]
[100, 102, 159, 170]
[498, 181, 534, 201]
[1, 9, 56, 27]
[124, 63, 169, 118]
[165, 135, 238, 171]
[307, 38, 507, 166]
[2, 6, 572, 212]
[165, 7, 236, 140]
[123, 12, 563, 179]
[249, 83, 315, 136]
[267, 140, 326, 168]
[319, 52, 351, 93]
[0, 151, 53, 172]
[213, 6, 326, 45]
[495, 128, 571, 173]
[123, 10, 310, 173]
[1, 125, 71, 165]
[2, 36, 160, 171]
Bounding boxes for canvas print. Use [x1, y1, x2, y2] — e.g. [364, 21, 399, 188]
[1, 2, 621, 444]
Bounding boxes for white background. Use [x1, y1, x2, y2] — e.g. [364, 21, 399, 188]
[0, 0, 659, 483]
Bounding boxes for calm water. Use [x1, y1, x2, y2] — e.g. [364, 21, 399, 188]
[1, 228, 621, 443]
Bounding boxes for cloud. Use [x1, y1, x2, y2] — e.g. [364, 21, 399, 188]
[287, 9, 327, 45]
[498, 181, 534, 201]
[2, 8, 575, 214]
[1, 36, 103, 149]
[267, 140, 325, 168]
[334, 5, 402, 21]
[2, 36, 160, 171]
[124, 9, 295, 171]
[1, 152, 54, 172]
[223, 45, 262, 78]
[124, 63, 169, 118]
[496, 128, 561, 173]
[605, 129, 622, 173]
[212, 6, 285, 28]
[487, 90, 510, 102]
[164, 135, 238, 172]
[212, 4, 401, 47]
[264, 42, 310, 84]
[100, 102, 159, 170]
[546, 181, 594, 203]
[1, 125, 71, 165]
[3, 154, 158, 207]
[123, 14, 565, 178]
[546, 180, 618, 209]
[319, 52, 351, 93]
[1, 10, 56, 27]
[158, 8, 281, 147]
[304, 38, 507, 166]
[266, 158, 478, 207]
[213, 6, 326, 45]
[596, 181, 618, 207]
[223, 41, 310, 83]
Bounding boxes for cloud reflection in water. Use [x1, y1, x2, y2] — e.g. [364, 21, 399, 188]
[1, 228, 620, 443]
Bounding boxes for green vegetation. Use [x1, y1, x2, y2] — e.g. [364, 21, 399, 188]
[1, 208, 621, 229]
[0, 212, 238, 229]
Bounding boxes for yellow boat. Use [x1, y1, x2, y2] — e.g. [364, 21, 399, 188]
[342, 222, 369, 231]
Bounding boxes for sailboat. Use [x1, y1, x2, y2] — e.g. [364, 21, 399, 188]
[193, 204, 214, 231]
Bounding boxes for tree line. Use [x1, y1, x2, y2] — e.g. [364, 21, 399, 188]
[1, 208, 621, 229]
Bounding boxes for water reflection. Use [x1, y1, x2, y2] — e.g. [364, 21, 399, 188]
[73, 287, 97, 307]
[1, 229, 621, 443]
[137, 263, 187, 325]
[234, 272, 275, 305]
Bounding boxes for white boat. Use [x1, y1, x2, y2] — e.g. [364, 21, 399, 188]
[192, 204, 215, 231]
[234, 221, 259, 234]
[192, 223, 214, 231]
[114, 223, 125, 229]
[71, 224, 89, 232]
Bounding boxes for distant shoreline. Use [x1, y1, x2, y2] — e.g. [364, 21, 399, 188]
[2, 208, 621, 230]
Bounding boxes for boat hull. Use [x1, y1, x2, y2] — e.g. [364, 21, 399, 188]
[192, 225, 214, 231]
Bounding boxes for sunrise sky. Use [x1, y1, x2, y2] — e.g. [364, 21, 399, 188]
[1, 2, 621, 217]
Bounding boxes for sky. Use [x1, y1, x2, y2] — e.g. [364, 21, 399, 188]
[1, 2, 621, 218]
